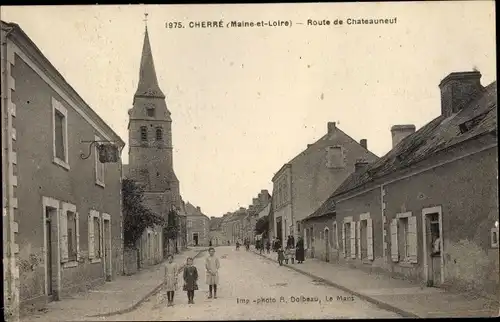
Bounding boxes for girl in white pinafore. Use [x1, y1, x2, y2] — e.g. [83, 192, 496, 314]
[205, 247, 220, 299]
[164, 254, 179, 307]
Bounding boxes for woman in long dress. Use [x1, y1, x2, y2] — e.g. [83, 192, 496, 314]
[164, 254, 179, 306]
[205, 247, 220, 299]
[295, 237, 305, 263]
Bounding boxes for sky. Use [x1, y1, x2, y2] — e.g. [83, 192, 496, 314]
[2, 2, 496, 218]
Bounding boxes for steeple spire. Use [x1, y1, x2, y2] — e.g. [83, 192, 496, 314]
[135, 14, 165, 99]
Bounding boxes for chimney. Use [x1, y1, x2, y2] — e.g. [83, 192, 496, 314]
[391, 124, 416, 148]
[252, 198, 259, 206]
[307, 144, 313, 148]
[360, 139, 367, 149]
[439, 71, 483, 117]
[354, 159, 370, 173]
[196, 206, 201, 212]
[327, 122, 336, 134]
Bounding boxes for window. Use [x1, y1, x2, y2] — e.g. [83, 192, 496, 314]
[155, 127, 163, 141]
[296, 221, 301, 233]
[95, 135, 105, 187]
[60, 203, 79, 267]
[147, 108, 155, 117]
[283, 178, 288, 203]
[52, 98, 69, 169]
[140, 126, 148, 141]
[491, 227, 499, 248]
[94, 217, 101, 258]
[391, 213, 417, 263]
[187, 220, 192, 228]
[326, 146, 344, 168]
[67, 212, 77, 261]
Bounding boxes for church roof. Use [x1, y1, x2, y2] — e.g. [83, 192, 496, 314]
[134, 26, 165, 99]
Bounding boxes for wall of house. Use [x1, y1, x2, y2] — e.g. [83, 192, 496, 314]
[12, 53, 123, 310]
[384, 146, 498, 295]
[302, 216, 337, 261]
[335, 188, 385, 269]
[187, 215, 210, 246]
[208, 230, 225, 246]
[290, 130, 378, 236]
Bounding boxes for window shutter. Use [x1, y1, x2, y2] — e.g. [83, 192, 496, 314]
[367, 218, 374, 261]
[408, 216, 418, 263]
[390, 219, 399, 262]
[88, 213, 95, 260]
[350, 222, 356, 259]
[342, 224, 346, 257]
[60, 210, 69, 263]
[100, 216, 104, 259]
[356, 221, 361, 259]
[76, 212, 80, 261]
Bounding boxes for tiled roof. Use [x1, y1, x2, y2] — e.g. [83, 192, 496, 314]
[332, 81, 497, 198]
[303, 196, 336, 221]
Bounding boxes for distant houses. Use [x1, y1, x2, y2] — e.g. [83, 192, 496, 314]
[300, 71, 498, 297]
[184, 201, 210, 247]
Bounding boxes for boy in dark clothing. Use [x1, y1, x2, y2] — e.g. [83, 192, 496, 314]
[266, 241, 271, 254]
[277, 247, 285, 266]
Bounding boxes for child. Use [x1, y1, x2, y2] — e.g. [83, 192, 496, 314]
[277, 247, 285, 266]
[287, 246, 296, 264]
[205, 247, 220, 299]
[284, 247, 290, 264]
[164, 254, 179, 307]
[183, 257, 198, 304]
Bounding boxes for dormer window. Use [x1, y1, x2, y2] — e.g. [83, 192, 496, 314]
[140, 126, 148, 141]
[155, 127, 163, 141]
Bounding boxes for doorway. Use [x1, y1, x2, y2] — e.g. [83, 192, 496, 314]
[325, 228, 330, 262]
[276, 217, 283, 247]
[103, 218, 111, 281]
[45, 206, 58, 301]
[423, 212, 443, 287]
[193, 233, 199, 246]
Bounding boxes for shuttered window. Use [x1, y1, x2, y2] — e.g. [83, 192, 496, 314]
[140, 126, 148, 141]
[94, 217, 101, 258]
[342, 223, 347, 257]
[356, 221, 361, 259]
[67, 212, 77, 261]
[60, 203, 79, 264]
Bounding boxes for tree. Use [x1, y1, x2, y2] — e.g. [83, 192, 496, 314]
[122, 178, 165, 247]
[254, 216, 269, 238]
[163, 209, 180, 254]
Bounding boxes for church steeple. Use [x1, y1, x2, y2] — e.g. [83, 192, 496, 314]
[135, 16, 165, 99]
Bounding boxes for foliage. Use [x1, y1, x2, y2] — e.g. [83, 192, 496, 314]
[254, 216, 269, 238]
[165, 209, 180, 240]
[122, 178, 165, 246]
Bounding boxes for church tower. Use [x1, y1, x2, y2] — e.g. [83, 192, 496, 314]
[128, 21, 179, 205]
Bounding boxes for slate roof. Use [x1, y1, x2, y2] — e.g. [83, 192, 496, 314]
[332, 80, 497, 199]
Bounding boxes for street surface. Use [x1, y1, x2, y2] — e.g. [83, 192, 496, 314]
[105, 246, 400, 320]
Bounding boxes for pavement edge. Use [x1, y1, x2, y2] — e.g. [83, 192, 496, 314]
[252, 250, 420, 318]
[88, 248, 209, 318]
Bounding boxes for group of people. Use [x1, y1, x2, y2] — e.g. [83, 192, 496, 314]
[162, 247, 220, 306]
[255, 235, 305, 265]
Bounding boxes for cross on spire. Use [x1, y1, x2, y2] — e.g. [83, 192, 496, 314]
[144, 12, 149, 29]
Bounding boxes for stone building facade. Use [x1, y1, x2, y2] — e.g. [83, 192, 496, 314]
[272, 122, 379, 248]
[123, 24, 184, 264]
[2, 21, 125, 316]
[185, 202, 210, 247]
[221, 209, 247, 244]
[208, 217, 224, 246]
[320, 71, 498, 296]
